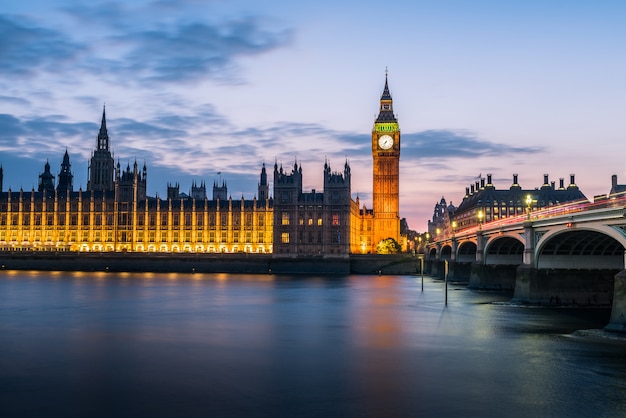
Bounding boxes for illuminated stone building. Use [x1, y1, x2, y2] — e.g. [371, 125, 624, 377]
[0, 75, 406, 254]
[273, 160, 352, 256]
[0, 108, 273, 253]
[349, 73, 403, 253]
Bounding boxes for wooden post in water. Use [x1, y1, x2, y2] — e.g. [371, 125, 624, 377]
[420, 257, 424, 292]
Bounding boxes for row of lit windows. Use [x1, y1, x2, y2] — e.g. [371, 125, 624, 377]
[0, 203, 116, 212]
[0, 230, 267, 244]
[280, 230, 342, 245]
[0, 212, 268, 228]
[280, 213, 341, 226]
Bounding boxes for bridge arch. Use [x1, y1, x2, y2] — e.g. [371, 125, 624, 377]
[441, 244, 452, 261]
[457, 240, 477, 263]
[484, 234, 524, 265]
[536, 226, 626, 269]
[428, 247, 437, 260]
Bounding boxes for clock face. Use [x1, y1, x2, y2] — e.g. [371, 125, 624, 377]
[378, 134, 394, 150]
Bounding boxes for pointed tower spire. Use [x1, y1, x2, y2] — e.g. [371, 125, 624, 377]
[97, 105, 109, 151]
[376, 71, 397, 123]
[88, 105, 115, 192]
[258, 162, 269, 201]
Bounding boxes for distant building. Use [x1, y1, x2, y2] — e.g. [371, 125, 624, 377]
[451, 173, 587, 230]
[427, 197, 455, 238]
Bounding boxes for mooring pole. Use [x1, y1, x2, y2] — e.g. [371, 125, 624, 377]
[444, 260, 449, 306]
[421, 258, 424, 292]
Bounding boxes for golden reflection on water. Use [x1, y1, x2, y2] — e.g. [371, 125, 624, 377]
[353, 276, 403, 350]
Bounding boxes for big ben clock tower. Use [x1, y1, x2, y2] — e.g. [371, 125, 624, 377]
[372, 72, 400, 247]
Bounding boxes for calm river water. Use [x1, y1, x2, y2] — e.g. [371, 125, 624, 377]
[1, 271, 625, 417]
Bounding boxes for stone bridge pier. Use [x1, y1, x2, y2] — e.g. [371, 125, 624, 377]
[606, 269, 626, 333]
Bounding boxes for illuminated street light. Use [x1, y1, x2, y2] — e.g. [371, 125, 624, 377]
[451, 220, 457, 237]
[477, 210, 484, 230]
[526, 194, 532, 220]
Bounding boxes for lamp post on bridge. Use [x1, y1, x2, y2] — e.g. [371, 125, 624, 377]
[451, 220, 458, 262]
[526, 194, 533, 220]
[476, 210, 484, 264]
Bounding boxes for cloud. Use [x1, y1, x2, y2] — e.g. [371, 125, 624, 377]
[1, 2, 293, 86]
[0, 15, 85, 78]
[402, 129, 543, 159]
[52, 2, 294, 85]
[0, 95, 30, 106]
[103, 19, 290, 83]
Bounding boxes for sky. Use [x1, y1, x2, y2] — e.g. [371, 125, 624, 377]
[1, 0, 625, 231]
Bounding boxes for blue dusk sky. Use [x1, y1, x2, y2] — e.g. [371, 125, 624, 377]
[1, 0, 625, 230]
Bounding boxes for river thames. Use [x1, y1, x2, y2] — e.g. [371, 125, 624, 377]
[1, 271, 625, 417]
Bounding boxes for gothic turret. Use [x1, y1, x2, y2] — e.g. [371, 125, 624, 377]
[213, 180, 227, 200]
[167, 182, 180, 199]
[57, 149, 73, 193]
[38, 160, 55, 192]
[191, 180, 207, 199]
[258, 163, 269, 201]
[115, 159, 147, 202]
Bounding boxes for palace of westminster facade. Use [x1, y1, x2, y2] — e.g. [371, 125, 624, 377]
[0, 77, 403, 255]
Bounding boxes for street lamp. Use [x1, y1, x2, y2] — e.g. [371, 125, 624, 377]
[477, 210, 484, 230]
[451, 220, 457, 237]
[525, 194, 532, 220]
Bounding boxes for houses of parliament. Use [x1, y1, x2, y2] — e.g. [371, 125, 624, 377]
[0, 77, 404, 255]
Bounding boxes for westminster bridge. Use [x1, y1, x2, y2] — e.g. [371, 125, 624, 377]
[425, 197, 626, 332]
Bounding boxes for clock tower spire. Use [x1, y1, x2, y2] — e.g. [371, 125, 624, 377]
[372, 72, 401, 248]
